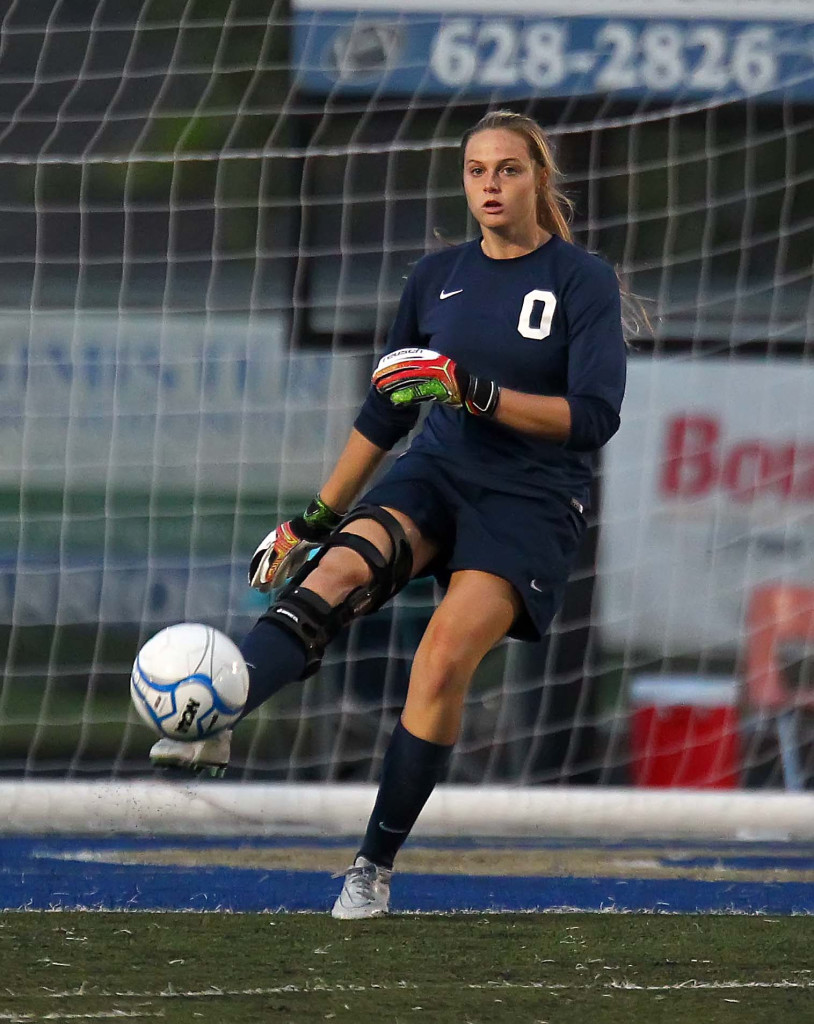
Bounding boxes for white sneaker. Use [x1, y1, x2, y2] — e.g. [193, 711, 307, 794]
[149, 731, 232, 778]
[331, 855, 392, 919]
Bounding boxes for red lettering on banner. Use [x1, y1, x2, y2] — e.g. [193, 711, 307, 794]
[791, 446, 814, 500]
[773, 444, 796, 499]
[660, 416, 814, 503]
[723, 442, 774, 502]
[661, 416, 719, 497]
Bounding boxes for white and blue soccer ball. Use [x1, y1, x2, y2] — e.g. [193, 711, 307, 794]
[130, 623, 249, 740]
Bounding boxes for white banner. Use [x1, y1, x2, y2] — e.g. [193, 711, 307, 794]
[0, 559, 269, 630]
[598, 359, 814, 654]
[0, 312, 361, 495]
[0, 312, 366, 626]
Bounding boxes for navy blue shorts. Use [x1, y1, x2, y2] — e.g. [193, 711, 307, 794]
[360, 450, 587, 642]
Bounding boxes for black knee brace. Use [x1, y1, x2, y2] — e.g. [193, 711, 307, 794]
[261, 505, 413, 678]
[262, 585, 337, 679]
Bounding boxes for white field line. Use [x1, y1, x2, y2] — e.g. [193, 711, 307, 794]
[18, 978, 814, 1001]
[0, 1013, 164, 1020]
[607, 979, 814, 991]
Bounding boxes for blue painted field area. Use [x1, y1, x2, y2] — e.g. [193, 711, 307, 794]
[2, 835, 813, 914]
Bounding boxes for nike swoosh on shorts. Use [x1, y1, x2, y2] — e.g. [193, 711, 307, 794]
[440, 288, 463, 299]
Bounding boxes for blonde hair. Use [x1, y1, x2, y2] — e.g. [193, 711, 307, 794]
[460, 110, 574, 242]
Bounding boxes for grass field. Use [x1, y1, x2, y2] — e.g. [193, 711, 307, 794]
[1, 911, 811, 1023]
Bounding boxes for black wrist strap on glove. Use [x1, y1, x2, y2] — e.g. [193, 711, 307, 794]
[294, 493, 344, 541]
[456, 367, 500, 418]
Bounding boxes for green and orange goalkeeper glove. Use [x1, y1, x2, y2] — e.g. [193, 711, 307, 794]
[372, 348, 500, 418]
[248, 494, 343, 593]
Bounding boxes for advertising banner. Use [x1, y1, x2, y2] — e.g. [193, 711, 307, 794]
[0, 312, 363, 627]
[598, 359, 814, 654]
[0, 312, 359, 494]
[293, 1, 814, 101]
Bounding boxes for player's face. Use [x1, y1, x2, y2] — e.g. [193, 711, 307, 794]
[463, 128, 541, 238]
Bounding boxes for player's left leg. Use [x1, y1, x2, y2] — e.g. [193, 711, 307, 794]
[399, 570, 523, 745]
[332, 570, 521, 919]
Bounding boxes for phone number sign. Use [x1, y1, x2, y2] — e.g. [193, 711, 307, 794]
[293, 14, 814, 100]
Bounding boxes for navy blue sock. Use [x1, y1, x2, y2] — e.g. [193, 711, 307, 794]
[359, 719, 453, 869]
[238, 618, 307, 719]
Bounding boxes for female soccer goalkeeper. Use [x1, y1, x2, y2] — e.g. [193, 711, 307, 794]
[151, 110, 627, 918]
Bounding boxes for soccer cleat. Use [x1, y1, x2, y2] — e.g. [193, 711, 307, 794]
[331, 855, 392, 919]
[149, 731, 232, 778]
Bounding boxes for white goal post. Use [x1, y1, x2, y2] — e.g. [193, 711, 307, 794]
[4, 782, 814, 841]
[1, 0, 814, 838]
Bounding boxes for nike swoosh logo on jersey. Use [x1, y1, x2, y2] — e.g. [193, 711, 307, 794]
[439, 288, 463, 300]
[530, 579, 546, 593]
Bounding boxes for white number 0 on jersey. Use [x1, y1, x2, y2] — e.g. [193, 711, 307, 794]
[517, 289, 557, 341]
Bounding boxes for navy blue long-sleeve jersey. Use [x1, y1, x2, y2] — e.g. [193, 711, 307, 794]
[354, 235, 626, 510]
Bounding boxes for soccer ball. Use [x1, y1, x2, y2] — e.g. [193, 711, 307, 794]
[130, 623, 249, 740]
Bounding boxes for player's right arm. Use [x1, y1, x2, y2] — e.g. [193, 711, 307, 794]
[319, 428, 389, 513]
[249, 265, 424, 594]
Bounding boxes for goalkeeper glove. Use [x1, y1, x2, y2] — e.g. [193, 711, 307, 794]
[372, 348, 500, 417]
[248, 494, 344, 593]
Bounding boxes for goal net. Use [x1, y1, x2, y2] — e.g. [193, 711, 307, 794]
[2, 0, 814, 835]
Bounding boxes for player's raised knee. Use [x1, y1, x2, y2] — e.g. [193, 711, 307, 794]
[261, 504, 413, 678]
[303, 541, 373, 597]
